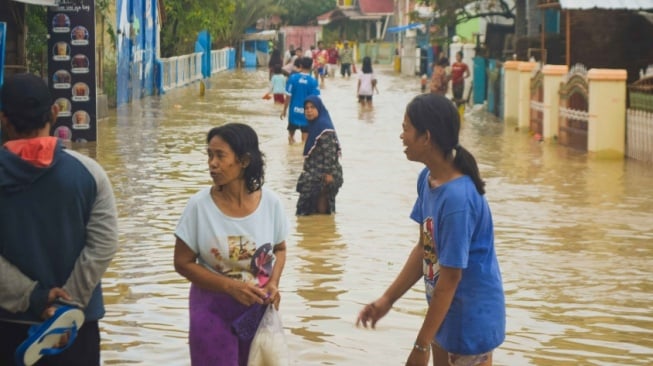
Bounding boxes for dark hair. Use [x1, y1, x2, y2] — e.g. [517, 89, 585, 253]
[4, 109, 53, 135]
[437, 57, 449, 67]
[273, 64, 282, 74]
[362, 56, 373, 74]
[301, 56, 313, 70]
[293, 56, 302, 69]
[405, 94, 485, 195]
[269, 49, 282, 68]
[206, 123, 265, 193]
[0, 74, 54, 134]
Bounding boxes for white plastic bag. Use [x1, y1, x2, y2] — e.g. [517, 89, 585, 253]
[247, 305, 289, 366]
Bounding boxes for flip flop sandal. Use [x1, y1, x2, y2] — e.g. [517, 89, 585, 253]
[14, 305, 85, 366]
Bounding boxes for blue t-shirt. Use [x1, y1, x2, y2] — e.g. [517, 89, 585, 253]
[410, 168, 505, 355]
[285, 72, 320, 127]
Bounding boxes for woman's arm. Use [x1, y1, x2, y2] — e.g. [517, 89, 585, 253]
[173, 237, 268, 306]
[415, 265, 461, 347]
[264, 242, 287, 309]
[319, 133, 343, 188]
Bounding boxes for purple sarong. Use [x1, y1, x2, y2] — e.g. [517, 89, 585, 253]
[189, 283, 257, 366]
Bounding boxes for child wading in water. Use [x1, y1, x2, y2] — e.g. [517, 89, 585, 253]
[357, 56, 377, 108]
[269, 65, 287, 105]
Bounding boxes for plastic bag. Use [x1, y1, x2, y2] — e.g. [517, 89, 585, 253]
[247, 305, 289, 366]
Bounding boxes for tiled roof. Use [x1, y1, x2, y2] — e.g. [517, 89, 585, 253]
[559, 0, 653, 9]
[359, 0, 394, 15]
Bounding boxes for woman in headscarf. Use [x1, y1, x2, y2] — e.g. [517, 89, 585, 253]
[296, 95, 343, 215]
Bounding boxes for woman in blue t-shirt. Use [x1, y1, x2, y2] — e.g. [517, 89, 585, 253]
[357, 93, 505, 366]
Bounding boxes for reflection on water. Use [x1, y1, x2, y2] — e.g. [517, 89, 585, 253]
[87, 67, 653, 365]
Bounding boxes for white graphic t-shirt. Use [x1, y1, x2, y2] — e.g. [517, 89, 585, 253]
[175, 187, 289, 286]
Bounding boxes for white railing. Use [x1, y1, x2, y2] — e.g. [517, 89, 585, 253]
[559, 106, 589, 122]
[159, 52, 203, 92]
[626, 109, 653, 163]
[211, 48, 230, 75]
[530, 100, 545, 112]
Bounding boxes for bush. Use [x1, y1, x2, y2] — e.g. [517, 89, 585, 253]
[102, 57, 117, 108]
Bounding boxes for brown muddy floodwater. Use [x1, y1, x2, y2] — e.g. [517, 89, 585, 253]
[81, 65, 653, 365]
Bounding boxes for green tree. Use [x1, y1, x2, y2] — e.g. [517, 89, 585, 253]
[161, 0, 236, 56]
[25, 5, 48, 76]
[279, 0, 336, 25]
[419, 0, 515, 33]
[215, 0, 282, 48]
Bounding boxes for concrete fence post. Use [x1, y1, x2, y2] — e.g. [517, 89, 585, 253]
[541, 65, 568, 141]
[518, 62, 538, 130]
[587, 69, 627, 157]
[503, 61, 520, 124]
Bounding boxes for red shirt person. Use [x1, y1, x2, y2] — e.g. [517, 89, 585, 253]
[327, 45, 339, 77]
[450, 51, 470, 103]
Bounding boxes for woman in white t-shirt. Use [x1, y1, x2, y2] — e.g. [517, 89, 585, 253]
[357, 56, 377, 108]
[174, 123, 289, 365]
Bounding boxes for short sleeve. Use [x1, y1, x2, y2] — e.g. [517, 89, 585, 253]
[274, 199, 289, 246]
[175, 196, 200, 253]
[410, 168, 429, 224]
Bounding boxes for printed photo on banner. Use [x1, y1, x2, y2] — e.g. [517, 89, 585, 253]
[71, 82, 89, 101]
[72, 110, 90, 130]
[55, 98, 72, 117]
[71, 54, 89, 73]
[52, 70, 71, 89]
[53, 125, 73, 141]
[53, 42, 70, 61]
[71, 26, 89, 45]
[52, 13, 70, 32]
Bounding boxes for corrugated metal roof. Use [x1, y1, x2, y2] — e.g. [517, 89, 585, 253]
[559, 0, 653, 10]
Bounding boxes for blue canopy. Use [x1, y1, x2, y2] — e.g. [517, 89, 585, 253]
[387, 23, 424, 33]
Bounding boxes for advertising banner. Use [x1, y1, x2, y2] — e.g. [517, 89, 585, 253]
[47, 0, 96, 142]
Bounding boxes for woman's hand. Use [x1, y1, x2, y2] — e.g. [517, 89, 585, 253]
[228, 281, 269, 306]
[323, 174, 334, 185]
[262, 283, 281, 310]
[356, 296, 392, 329]
[405, 348, 430, 366]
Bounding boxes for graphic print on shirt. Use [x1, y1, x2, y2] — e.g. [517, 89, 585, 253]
[422, 217, 440, 302]
[209, 236, 274, 286]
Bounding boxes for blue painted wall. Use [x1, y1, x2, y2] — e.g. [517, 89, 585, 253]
[116, 0, 158, 106]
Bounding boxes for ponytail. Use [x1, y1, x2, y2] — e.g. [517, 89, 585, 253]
[451, 145, 485, 195]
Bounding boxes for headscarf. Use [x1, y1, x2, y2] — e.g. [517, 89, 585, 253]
[303, 95, 341, 157]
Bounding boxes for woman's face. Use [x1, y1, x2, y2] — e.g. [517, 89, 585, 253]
[400, 114, 426, 162]
[207, 135, 245, 187]
[304, 102, 319, 121]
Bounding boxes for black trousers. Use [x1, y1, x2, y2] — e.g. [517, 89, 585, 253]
[340, 63, 351, 77]
[0, 320, 100, 366]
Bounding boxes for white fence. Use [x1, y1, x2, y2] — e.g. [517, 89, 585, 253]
[159, 52, 203, 92]
[626, 109, 653, 163]
[211, 48, 231, 75]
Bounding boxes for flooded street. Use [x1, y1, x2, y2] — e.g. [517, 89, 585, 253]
[87, 66, 653, 365]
